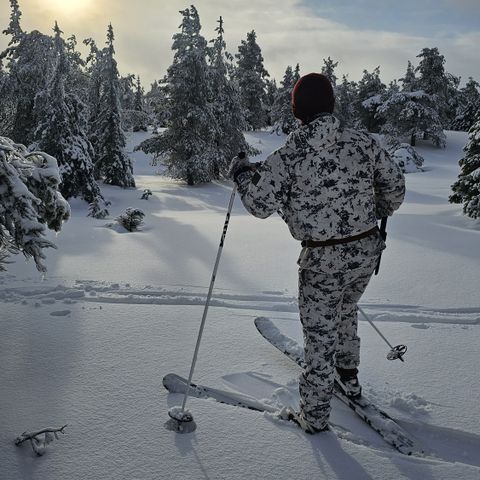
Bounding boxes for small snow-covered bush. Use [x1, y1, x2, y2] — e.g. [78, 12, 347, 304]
[115, 207, 145, 232]
[141, 189, 152, 200]
[388, 143, 424, 173]
[0, 136, 70, 272]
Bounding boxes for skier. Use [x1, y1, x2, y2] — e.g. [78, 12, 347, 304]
[229, 73, 405, 433]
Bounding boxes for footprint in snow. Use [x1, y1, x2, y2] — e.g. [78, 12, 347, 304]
[410, 323, 430, 329]
[50, 310, 71, 317]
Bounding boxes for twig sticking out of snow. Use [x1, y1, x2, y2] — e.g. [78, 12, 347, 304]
[15, 425, 67, 456]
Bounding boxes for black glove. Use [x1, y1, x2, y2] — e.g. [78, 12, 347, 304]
[228, 152, 253, 183]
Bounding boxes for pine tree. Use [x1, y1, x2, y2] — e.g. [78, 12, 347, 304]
[65, 34, 88, 103]
[83, 37, 106, 157]
[378, 60, 445, 147]
[93, 24, 135, 187]
[0, 136, 70, 272]
[0, 60, 16, 136]
[208, 16, 250, 176]
[235, 30, 269, 130]
[2, 0, 23, 45]
[415, 47, 452, 128]
[1, 0, 55, 145]
[356, 66, 386, 132]
[335, 75, 357, 128]
[321, 56, 338, 87]
[377, 90, 445, 147]
[131, 75, 148, 132]
[450, 119, 480, 218]
[134, 76, 144, 112]
[145, 79, 168, 128]
[264, 78, 278, 126]
[399, 61, 417, 92]
[271, 64, 300, 134]
[139, 6, 217, 185]
[452, 78, 480, 132]
[34, 23, 108, 218]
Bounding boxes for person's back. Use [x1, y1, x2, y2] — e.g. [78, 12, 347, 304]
[269, 114, 403, 242]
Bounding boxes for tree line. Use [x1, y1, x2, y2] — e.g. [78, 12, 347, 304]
[1, 1, 479, 219]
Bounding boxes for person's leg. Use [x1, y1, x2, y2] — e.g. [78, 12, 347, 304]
[335, 266, 375, 370]
[298, 269, 343, 430]
[336, 237, 384, 370]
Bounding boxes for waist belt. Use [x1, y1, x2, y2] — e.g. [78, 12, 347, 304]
[301, 227, 379, 248]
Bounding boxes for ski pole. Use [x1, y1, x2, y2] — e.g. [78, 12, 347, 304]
[167, 184, 237, 433]
[358, 306, 407, 362]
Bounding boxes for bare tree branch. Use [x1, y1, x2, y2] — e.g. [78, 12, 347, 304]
[15, 425, 67, 456]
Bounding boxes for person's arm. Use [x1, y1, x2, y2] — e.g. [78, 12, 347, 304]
[373, 141, 405, 218]
[233, 149, 290, 219]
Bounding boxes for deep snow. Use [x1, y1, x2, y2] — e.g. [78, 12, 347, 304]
[1, 129, 479, 480]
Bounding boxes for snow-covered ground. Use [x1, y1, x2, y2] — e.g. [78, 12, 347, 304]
[1, 129, 479, 479]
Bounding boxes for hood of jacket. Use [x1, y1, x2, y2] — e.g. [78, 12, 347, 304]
[285, 114, 341, 152]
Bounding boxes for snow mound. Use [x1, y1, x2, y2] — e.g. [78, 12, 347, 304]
[390, 143, 424, 173]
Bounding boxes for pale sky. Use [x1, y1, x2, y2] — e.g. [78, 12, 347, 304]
[1, 0, 479, 88]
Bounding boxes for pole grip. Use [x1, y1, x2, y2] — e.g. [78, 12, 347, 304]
[374, 217, 388, 275]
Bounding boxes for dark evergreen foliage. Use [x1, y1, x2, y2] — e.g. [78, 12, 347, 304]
[450, 120, 480, 218]
[34, 23, 108, 218]
[235, 30, 269, 130]
[92, 25, 135, 188]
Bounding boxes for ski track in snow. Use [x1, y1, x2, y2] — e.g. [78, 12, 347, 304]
[1, 279, 479, 326]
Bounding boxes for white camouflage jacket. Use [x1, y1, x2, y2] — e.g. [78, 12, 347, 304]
[236, 114, 405, 241]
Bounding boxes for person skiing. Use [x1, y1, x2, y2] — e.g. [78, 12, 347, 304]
[228, 73, 405, 433]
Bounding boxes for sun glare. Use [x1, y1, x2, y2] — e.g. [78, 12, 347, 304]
[45, 0, 93, 16]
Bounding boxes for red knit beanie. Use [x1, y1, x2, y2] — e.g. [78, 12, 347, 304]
[292, 73, 335, 124]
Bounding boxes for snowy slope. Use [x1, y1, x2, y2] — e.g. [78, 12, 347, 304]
[1, 129, 480, 480]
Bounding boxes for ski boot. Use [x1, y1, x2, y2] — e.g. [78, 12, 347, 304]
[279, 407, 329, 434]
[335, 367, 362, 398]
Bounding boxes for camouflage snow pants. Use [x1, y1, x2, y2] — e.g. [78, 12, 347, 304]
[297, 234, 385, 429]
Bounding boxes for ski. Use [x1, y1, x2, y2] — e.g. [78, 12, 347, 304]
[254, 316, 424, 456]
[163, 373, 278, 413]
[163, 373, 338, 435]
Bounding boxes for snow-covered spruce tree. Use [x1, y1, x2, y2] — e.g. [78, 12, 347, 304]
[131, 76, 148, 132]
[452, 78, 480, 132]
[0, 0, 23, 137]
[139, 6, 217, 185]
[335, 75, 357, 128]
[1, 1, 55, 145]
[321, 56, 338, 87]
[2, 0, 23, 45]
[264, 78, 278, 127]
[0, 136, 70, 272]
[34, 23, 108, 218]
[271, 64, 300, 134]
[118, 73, 137, 131]
[449, 119, 480, 218]
[0, 61, 16, 136]
[208, 16, 251, 176]
[415, 47, 456, 129]
[377, 89, 445, 148]
[355, 67, 386, 132]
[119, 74, 136, 111]
[235, 30, 269, 130]
[83, 37, 103, 147]
[145, 79, 169, 129]
[65, 34, 89, 104]
[399, 60, 418, 92]
[92, 24, 135, 187]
